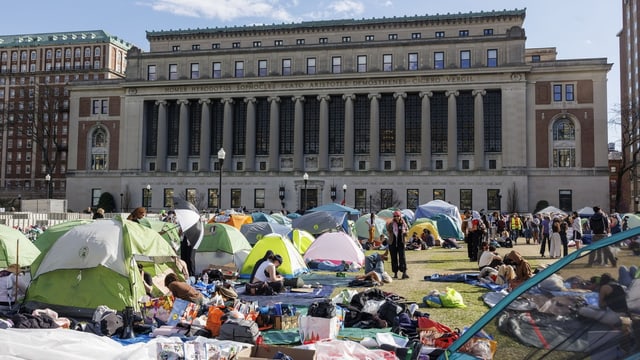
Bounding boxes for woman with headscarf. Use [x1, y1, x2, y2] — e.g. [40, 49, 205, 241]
[504, 250, 532, 289]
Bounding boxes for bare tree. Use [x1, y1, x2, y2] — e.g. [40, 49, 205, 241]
[610, 103, 640, 212]
[507, 182, 519, 214]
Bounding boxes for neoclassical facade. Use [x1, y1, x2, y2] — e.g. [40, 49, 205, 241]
[66, 9, 612, 214]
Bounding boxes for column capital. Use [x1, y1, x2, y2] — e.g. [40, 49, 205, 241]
[419, 91, 433, 99]
[317, 94, 331, 102]
[393, 92, 407, 99]
[155, 100, 167, 107]
[445, 90, 459, 98]
[268, 96, 281, 103]
[368, 93, 381, 100]
[293, 95, 305, 103]
[342, 94, 356, 101]
[177, 99, 189, 105]
[198, 98, 212, 105]
[221, 98, 234, 104]
[244, 97, 257, 104]
[472, 89, 487, 97]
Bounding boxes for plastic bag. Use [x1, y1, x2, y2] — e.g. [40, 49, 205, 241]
[439, 287, 466, 308]
[315, 339, 396, 360]
[361, 299, 386, 314]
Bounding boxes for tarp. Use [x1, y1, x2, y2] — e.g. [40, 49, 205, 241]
[292, 211, 349, 235]
[414, 200, 462, 229]
[0, 224, 41, 268]
[303, 232, 365, 268]
[306, 203, 361, 216]
[195, 223, 251, 273]
[288, 229, 315, 255]
[240, 222, 292, 245]
[238, 233, 308, 279]
[354, 214, 387, 240]
[24, 216, 183, 318]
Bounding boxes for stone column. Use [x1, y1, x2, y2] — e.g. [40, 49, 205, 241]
[394, 92, 406, 171]
[198, 99, 211, 172]
[293, 96, 305, 171]
[446, 90, 459, 170]
[245, 97, 256, 172]
[268, 96, 280, 171]
[369, 93, 381, 171]
[177, 99, 189, 172]
[343, 94, 355, 171]
[155, 100, 167, 172]
[473, 89, 486, 170]
[318, 95, 330, 171]
[419, 92, 433, 170]
[222, 98, 234, 171]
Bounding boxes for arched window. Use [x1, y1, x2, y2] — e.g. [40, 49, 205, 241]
[90, 127, 108, 170]
[94, 46, 101, 57]
[552, 117, 576, 168]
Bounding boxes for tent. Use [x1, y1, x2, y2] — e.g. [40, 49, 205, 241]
[292, 211, 349, 235]
[195, 223, 252, 273]
[414, 200, 462, 229]
[303, 232, 365, 269]
[250, 212, 278, 224]
[535, 205, 567, 216]
[23, 217, 184, 318]
[33, 219, 94, 253]
[623, 213, 640, 229]
[442, 224, 640, 359]
[139, 217, 182, 252]
[240, 222, 292, 245]
[401, 209, 415, 224]
[289, 229, 315, 255]
[238, 233, 308, 279]
[306, 203, 361, 217]
[209, 213, 253, 229]
[576, 206, 595, 218]
[431, 214, 464, 240]
[0, 224, 41, 268]
[408, 221, 441, 242]
[354, 214, 387, 240]
[269, 212, 293, 226]
[376, 208, 396, 220]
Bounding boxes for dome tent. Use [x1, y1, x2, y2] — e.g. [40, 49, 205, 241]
[238, 233, 308, 279]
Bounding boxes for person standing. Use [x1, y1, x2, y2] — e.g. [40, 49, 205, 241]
[549, 219, 562, 258]
[588, 206, 616, 267]
[509, 213, 522, 245]
[571, 212, 583, 247]
[386, 211, 409, 279]
[540, 215, 551, 258]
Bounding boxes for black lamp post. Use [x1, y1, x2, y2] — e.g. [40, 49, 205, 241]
[330, 185, 337, 202]
[369, 194, 373, 214]
[44, 174, 51, 199]
[279, 185, 286, 209]
[342, 184, 347, 205]
[497, 191, 502, 214]
[303, 173, 309, 211]
[17, 194, 21, 212]
[635, 196, 639, 214]
[218, 148, 226, 211]
[145, 184, 151, 210]
[120, 193, 124, 212]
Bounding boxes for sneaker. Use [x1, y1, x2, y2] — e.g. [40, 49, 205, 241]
[402, 273, 410, 279]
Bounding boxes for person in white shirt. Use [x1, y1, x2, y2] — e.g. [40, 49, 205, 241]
[0, 264, 28, 312]
[478, 243, 503, 270]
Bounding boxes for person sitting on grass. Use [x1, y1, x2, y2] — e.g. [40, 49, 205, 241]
[503, 250, 533, 289]
[406, 232, 426, 250]
[164, 273, 206, 305]
[478, 242, 503, 271]
[354, 250, 392, 285]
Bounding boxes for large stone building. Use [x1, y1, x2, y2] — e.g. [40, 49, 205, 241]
[66, 9, 612, 214]
[0, 30, 133, 204]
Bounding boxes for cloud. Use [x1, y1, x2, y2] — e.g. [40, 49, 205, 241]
[328, 0, 365, 15]
[140, 0, 296, 22]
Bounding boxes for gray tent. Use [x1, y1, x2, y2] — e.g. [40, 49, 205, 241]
[240, 222, 291, 245]
[292, 211, 349, 235]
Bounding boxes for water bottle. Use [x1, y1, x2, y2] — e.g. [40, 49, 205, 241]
[202, 271, 209, 284]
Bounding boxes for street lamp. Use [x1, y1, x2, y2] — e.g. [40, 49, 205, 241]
[279, 185, 286, 209]
[369, 194, 373, 214]
[342, 184, 347, 205]
[218, 148, 226, 211]
[497, 191, 502, 214]
[120, 193, 124, 212]
[17, 194, 21, 212]
[145, 185, 151, 210]
[303, 173, 309, 211]
[330, 185, 337, 202]
[635, 196, 639, 213]
[44, 174, 51, 199]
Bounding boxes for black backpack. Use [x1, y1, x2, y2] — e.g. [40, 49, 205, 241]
[307, 300, 336, 318]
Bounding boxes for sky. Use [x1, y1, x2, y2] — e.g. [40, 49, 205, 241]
[2, 0, 623, 147]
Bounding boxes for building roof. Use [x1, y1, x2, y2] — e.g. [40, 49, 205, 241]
[0, 30, 135, 49]
[146, 8, 526, 39]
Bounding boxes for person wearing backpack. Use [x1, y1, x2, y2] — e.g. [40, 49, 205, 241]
[587, 206, 616, 267]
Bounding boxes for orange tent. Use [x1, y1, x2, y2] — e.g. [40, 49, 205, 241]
[208, 213, 253, 230]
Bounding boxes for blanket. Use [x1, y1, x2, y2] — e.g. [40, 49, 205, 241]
[237, 285, 335, 306]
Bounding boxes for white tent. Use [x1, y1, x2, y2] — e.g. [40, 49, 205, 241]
[535, 206, 567, 216]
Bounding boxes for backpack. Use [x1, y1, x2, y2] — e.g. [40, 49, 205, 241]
[308, 300, 336, 318]
[590, 215, 606, 234]
[205, 269, 225, 282]
[218, 318, 261, 344]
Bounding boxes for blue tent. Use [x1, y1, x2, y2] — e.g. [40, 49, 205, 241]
[250, 212, 278, 223]
[306, 203, 361, 217]
[292, 211, 350, 235]
[431, 213, 464, 240]
[415, 200, 462, 229]
[441, 226, 640, 359]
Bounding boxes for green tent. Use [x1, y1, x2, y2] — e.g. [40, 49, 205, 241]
[24, 216, 184, 319]
[195, 223, 251, 273]
[354, 214, 387, 240]
[289, 228, 315, 255]
[33, 219, 93, 253]
[239, 233, 308, 279]
[139, 217, 182, 252]
[0, 224, 41, 268]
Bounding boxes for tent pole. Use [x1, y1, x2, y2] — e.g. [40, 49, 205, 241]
[14, 238, 19, 302]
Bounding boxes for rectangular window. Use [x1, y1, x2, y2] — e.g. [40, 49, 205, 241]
[357, 55, 367, 72]
[207, 188, 219, 208]
[190, 63, 199, 79]
[92, 189, 101, 207]
[388, 34, 398, 40]
[342, 36, 351, 43]
[459, 30, 469, 37]
[282, 59, 291, 76]
[435, 31, 445, 38]
[296, 39, 305, 45]
[172, 45, 180, 52]
[212, 62, 221, 78]
[232, 42, 240, 48]
[254, 189, 265, 209]
[411, 33, 421, 39]
[565, 84, 575, 101]
[92, 99, 108, 114]
[407, 189, 419, 210]
[332, 56, 341, 74]
[212, 43, 220, 49]
[365, 35, 374, 41]
[186, 188, 197, 204]
[258, 60, 268, 77]
[559, 189, 573, 212]
[235, 61, 244, 78]
[553, 84, 562, 101]
[307, 57, 316, 74]
[460, 189, 472, 211]
[433, 189, 445, 201]
[231, 189, 242, 209]
[274, 40, 283, 46]
[381, 189, 393, 209]
[487, 49, 497, 67]
[531, 55, 541, 62]
[487, 189, 500, 211]
[142, 187, 152, 208]
[408, 53, 418, 70]
[168, 64, 178, 80]
[319, 37, 328, 44]
[164, 188, 174, 208]
[191, 44, 200, 50]
[434, 52, 446, 69]
[460, 50, 471, 68]
[253, 41, 262, 47]
[355, 189, 367, 211]
[383, 54, 393, 71]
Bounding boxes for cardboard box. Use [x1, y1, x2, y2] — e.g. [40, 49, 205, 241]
[241, 345, 315, 360]
[273, 314, 300, 330]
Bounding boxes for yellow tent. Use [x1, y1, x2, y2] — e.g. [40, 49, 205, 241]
[408, 220, 441, 245]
